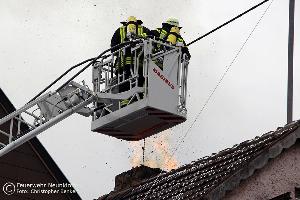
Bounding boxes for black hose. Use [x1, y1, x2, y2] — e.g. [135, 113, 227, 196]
[29, 40, 140, 102]
[55, 40, 141, 92]
[29, 58, 95, 102]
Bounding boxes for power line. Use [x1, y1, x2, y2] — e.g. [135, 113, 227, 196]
[172, 0, 274, 159]
[187, 0, 271, 46]
[142, 0, 274, 199]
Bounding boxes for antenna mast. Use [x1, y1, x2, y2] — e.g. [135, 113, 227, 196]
[287, 0, 295, 123]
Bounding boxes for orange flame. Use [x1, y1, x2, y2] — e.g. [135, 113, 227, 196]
[128, 130, 178, 171]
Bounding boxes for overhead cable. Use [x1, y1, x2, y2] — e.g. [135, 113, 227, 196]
[187, 0, 271, 46]
[142, 1, 274, 199]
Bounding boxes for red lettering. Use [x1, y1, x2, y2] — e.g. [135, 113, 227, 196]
[152, 67, 175, 90]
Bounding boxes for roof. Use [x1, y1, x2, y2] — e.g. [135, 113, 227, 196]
[100, 120, 300, 200]
[0, 88, 82, 200]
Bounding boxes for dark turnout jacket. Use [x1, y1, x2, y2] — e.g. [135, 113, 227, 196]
[151, 23, 191, 59]
[110, 25, 151, 48]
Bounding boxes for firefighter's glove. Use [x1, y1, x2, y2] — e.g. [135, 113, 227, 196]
[182, 53, 190, 62]
[157, 57, 163, 64]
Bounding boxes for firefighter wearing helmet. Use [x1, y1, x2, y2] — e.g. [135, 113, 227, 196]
[151, 17, 191, 59]
[110, 16, 151, 107]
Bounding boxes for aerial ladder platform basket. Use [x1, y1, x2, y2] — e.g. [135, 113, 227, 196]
[92, 39, 189, 140]
[0, 38, 189, 156]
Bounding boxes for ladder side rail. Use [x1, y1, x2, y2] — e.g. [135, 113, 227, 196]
[14, 115, 36, 130]
[0, 95, 94, 157]
[1, 106, 43, 146]
[0, 92, 51, 125]
[0, 112, 38, 139]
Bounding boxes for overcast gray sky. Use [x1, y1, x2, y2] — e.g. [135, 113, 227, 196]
[0, 0, 299, 199]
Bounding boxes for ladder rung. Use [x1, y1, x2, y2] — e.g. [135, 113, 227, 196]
[0, 129, 9, 137]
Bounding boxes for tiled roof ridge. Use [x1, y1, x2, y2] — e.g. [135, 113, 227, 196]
[200, 121, 300, 199]
[206, 121, 300, 200]
[120, 120, 300, 199]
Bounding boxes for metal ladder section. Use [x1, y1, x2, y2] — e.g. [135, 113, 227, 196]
[0, 81, 94, 157]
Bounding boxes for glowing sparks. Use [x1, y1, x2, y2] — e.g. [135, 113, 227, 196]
[128, 130, 178, 171]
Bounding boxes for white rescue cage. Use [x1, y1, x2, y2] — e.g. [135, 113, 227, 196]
[91, 38, 189, 140]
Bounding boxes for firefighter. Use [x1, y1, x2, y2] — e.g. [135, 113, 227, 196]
[111, 16, 150, 107]
[151, 17, 191, 60]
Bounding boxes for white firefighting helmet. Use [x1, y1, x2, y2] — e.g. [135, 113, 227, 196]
[165, 17, 182, 28]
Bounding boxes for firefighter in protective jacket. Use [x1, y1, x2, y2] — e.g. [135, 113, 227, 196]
[151, 17, 191, 59]
[110, 16, 150, 106]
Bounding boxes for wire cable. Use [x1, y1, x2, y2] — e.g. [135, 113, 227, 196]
[29, 40, 139, 103]
[55, 40, 140, 92]
[187, 0, 271, 46]
[172, 0, 274, 167]
[142, 0, 274, 199]
[28, 58, 94, 103]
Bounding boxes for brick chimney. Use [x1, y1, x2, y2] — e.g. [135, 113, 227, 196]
[98, 165, 165, 200]
[114, 165, 164, 191]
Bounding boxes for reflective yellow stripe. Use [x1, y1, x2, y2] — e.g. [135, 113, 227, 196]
[156, 29, 168, 49]
[125, 56, 135, 65]
[138, 26, 142, 36]
[177, 37, 183, 42]
[138, 25, 147, 38]
[159, 29, 168, 40]
[121, 99, 130, 106]
[120, 26, 126, 43]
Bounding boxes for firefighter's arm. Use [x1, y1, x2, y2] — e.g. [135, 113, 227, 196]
[142, 26, 151, 38]
[150, 29, 160, 40]
[111, 28, 121, 49]
[182, 39, 191, 59]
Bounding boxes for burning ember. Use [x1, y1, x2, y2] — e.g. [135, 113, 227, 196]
[129, 130, 178, 171]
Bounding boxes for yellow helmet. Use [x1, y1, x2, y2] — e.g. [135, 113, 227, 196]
[121, 16, 143, 25]
[127, 16, 137, 23]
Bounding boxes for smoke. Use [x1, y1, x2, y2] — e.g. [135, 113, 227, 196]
[128, 129, 178, 171]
